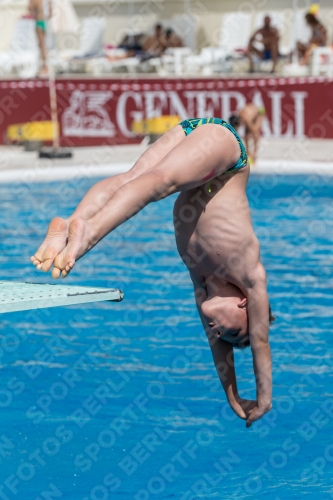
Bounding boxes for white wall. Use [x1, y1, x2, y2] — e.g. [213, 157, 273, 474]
[0, 0, 332, 51]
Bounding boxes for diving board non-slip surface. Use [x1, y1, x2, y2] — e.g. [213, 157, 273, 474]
[0, 281, 124, 314]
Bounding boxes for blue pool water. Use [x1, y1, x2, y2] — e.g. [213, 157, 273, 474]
[0, 174, 333, 500]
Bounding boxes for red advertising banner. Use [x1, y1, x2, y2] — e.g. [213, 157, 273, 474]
[0, 76, 333, 146]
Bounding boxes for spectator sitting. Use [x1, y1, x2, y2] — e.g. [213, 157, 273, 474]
[297, 13, 327, 66]
[165, 28, 184, 48]
[141, 23, 167, 57]
[107, 26, 168, 63]
[118, 33, 145, 55]
[248, 15, 279, 73]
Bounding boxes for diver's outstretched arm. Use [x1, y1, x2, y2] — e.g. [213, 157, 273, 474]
[242, 264, 272, 427]
[207, 335, 257, 420]
[192, 277, 256, 421]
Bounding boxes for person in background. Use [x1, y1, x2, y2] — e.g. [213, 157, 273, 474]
[229, 103, 265, 165]
[29, 0, 51, 77]
[297, 13, 327, 66]
[111, 25, 184, 63]
[109, 26, 169, 63]
[165, 28, 184, 48]
[118, 33, 145, 56]
[141, 23, 167, 57]
[248, 15, 279, 73]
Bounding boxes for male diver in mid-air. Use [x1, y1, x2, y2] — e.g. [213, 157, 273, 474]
[31, 118, 274, 428]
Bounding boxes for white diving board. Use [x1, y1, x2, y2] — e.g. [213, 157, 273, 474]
[0, 281, 124, 314]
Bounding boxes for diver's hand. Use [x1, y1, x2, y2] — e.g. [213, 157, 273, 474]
[245, 403, 272, 428]
[230, 397, 257, 420]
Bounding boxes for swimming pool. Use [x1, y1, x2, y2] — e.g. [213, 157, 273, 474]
[0, 174, 332, 499]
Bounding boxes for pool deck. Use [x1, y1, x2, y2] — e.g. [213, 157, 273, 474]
[1, 137, 332, 183]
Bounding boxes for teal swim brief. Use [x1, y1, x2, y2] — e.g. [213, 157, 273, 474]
[178, 117, 248, 173]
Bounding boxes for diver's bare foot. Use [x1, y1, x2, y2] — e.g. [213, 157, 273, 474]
[30, 217, 68, 272]
[52, 219, 88, 279]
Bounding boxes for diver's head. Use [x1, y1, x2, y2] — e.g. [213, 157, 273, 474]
[201, 294, 275, 349]
[201, 294, 249, 347]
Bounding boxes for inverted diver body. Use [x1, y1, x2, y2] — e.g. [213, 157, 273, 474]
[31, 120, 273, 428]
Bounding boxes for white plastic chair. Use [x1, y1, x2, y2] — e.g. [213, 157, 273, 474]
[169, 13, 199, 51]
[219, 12, 251, 53]
[56, 17, 106, 73]
[78, 17, 106, 57]
[218, 12, 251, 72]
[184, 47, 227, 74]
[161, 47, 192, 75]
[110, 57, 141, 73]
[293, 10, 312, 47]
[88, 54, 141, 75]
[312, 46, 333, 76]
[0, 18, 39, 78]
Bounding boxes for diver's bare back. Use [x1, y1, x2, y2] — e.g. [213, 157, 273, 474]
[174, 165, 259, 289]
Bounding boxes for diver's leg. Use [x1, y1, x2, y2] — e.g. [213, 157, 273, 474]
[52, 124, 240, 279]
[36, 27, 48, 76]
[248, 43, 263, 72]
[68, 125, 185, 222]
[31, 125, 185, 272]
